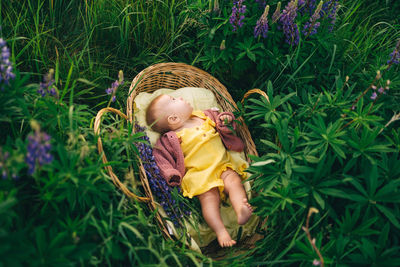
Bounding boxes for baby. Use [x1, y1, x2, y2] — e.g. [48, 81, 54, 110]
[146, 94, 253, 247]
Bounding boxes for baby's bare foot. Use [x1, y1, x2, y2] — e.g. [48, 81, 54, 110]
[216, 230, 237, 247]
[237, 198, 253, 225]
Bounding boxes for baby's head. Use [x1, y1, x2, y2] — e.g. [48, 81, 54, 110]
[146, 94, 193, 133]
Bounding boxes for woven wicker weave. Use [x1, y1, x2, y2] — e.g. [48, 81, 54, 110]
[95, 62, 269, 243]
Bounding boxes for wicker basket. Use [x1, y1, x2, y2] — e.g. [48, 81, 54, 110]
[94, 62, 268, 249]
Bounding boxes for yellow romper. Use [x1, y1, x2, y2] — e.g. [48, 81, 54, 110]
[176, 110, 248, 198]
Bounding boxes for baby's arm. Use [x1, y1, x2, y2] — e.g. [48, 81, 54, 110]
[153, 133, 185, 186]
[203, 109, 244, 152]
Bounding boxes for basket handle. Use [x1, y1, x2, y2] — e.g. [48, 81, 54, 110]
[94, 107, 150, 202]
[241, 88, 270, 104]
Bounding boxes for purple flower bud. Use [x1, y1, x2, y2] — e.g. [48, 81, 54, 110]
[254, 5, 270, 38]
[255, 0, 266, 9]
[106, 71, 124, 102]
[271, 2, 281, 23]
[370, 92, 377, 100]
[279, 0, 300, 46]
[313, 259, 321, 266]
[105, 88, 113, 95]
[0, 38, 15, 89]
[387, 39, 400, 68]
[229, 0, 246, 32]
[38, 69, 57, 97]
[26, 128, 53, 175]
[303, 1, 323, 37]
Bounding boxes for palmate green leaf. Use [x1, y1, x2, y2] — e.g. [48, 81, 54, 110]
[291, 165, 314, 173]
[305, 114, 347, 159]
[260, 139, 281, 151]
[331, 143, 346, 159]
[312, 190, 325, 209]
[347, 177, 368, 198]
[376, 204, 400, 229]
[378, 223, 390, 249]
[375, 180, 400, 202]
[319, 188, 360, 200]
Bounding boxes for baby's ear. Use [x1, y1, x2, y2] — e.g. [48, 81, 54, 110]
[167, 114, 180, 125]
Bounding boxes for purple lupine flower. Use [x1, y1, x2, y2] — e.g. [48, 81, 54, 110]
[313, 259, 321, 266]
[106, 70, 124, 102]
[320, 0, 338, 32]
[0, 148, 9, 179]
[229, 0, 246, 32]
[38, 69, 57, 97]
[255, 0, 266, 9]
[0, 148, 20, 180]
[302, 1, 323, 37]
[271, 2, 282, 23]
[279, 0, 300, 46]
[26, 123, 53, 175]
[297, 0, 306, 10]
[370, 80, 390, 102]
[327, 0, 338, 32]
[387, 39, 400, 69]
[299, 0, 316, 15]
[320, 0, 331, 17]
[254, 5, 270, 38]
[134, 122, 190, 227]
[0, 38, 16, 91]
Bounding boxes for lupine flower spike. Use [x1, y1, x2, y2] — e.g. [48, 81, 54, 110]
[279, 0, 300, 46]
[371, 80, 390, 100]
[213, 0, 220, 13]
[0, 148, 19, 180]
[350, 70, 381, 110]
[271, 2, 281, 23]
[254, 5, 270, 38]
[0, 37, 16, 91]
[299, 0, 317, 15]
[387, 39, 400, 69]
[0, 148, 10, 179]
[229, 0, 246, 32]
[26, 121, 53, 175]
[255, 0, 266, 9]
[327, 0, 338, 32]
[38, 69, 57, 97]
[134, 123, 190, 227]
[220, 39, 226, 50]
[320, 0, 338, 32]
[106, 70, 124, 103]
[303, 1, 323, 37]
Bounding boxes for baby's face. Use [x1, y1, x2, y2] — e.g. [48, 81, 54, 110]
[157, 94, 193, 121]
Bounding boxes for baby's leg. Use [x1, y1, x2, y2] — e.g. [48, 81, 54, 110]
[198, 187, 236, 247]
[221, 169, 253, 225]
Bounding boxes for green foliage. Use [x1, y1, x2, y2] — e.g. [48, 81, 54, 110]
[244, 75, 400, 265]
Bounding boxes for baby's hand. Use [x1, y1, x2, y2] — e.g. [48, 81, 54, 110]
[220, 114, 233, 125]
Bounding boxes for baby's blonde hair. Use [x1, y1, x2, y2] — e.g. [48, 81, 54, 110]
[146, 95, 169, 133]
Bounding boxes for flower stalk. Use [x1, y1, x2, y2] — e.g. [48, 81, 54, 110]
[302, 207, 325, 267]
